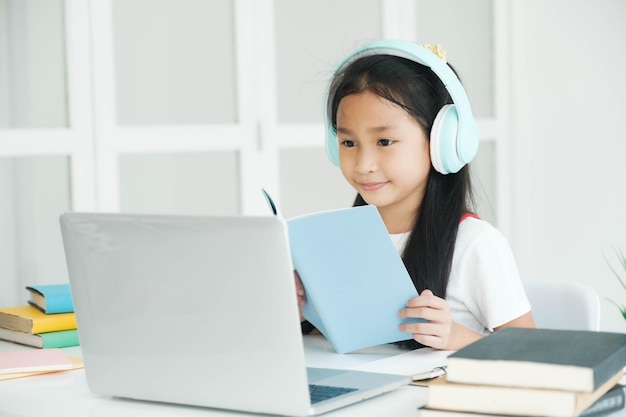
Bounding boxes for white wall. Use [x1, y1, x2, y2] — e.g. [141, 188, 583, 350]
[510, 0, 626, 332]
[0, 0, 71, 307]
[2, 0, 626, 333]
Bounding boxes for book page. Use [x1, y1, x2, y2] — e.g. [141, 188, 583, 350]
[348, 347, 453, 380]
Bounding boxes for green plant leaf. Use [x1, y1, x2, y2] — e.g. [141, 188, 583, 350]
[604, 297, 626, 320]
[618, 247, 626, 270]
[604, 248, 626, 292]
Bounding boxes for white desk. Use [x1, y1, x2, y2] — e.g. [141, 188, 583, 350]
[2, 338, 626, 417]
[0, 336, 428, 417]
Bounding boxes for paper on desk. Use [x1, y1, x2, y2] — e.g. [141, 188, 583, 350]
[0, 355, 83, 381]
[347, 347, 453, 380]
[0, 348, 73, 374]
[304, 334, 406, 370]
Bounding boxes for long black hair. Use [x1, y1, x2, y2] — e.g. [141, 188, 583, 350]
[328, 54, 475, 298]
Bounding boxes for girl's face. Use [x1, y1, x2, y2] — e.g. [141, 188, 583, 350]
[336, 91, 431, 230]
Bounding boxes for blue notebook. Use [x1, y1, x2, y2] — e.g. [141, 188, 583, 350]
[262, 191, 423, 353]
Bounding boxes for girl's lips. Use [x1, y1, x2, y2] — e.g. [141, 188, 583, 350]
[359, 182, 388, 192]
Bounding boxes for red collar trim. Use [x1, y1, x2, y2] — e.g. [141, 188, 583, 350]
[460, 212, 480, 222]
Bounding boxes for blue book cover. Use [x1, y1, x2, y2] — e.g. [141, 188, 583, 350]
[287, 205, 423, 354]
[26, 284, 74, 314]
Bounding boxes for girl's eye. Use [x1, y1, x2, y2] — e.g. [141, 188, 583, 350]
[340, 140, 356, 148]
[378, 138, 394, 146]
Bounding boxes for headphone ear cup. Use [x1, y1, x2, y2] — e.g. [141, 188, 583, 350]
[430, 104, 464, 174]
[325, 123, 340, 167]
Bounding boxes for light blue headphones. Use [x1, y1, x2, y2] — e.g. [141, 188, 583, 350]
[325, 40, 479, 175]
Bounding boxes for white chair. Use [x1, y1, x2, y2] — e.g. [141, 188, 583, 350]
[523, 279, 601, 331]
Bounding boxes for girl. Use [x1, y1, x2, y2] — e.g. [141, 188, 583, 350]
[298, 40, 534, 351]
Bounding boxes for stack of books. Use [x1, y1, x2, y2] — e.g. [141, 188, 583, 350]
[0, 284, 79, 349]
[419, 328, 626, 417]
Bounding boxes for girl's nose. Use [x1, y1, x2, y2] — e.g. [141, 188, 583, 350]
[355, 147, 378, 173]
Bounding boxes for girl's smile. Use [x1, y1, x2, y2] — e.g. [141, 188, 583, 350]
[358, 181, 389, 192]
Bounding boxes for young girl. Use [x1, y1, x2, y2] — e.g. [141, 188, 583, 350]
[297, 40, 534, 351]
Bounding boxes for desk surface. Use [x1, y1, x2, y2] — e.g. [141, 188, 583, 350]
[0, 336, 428, 417]
[2, 337, 626, 417]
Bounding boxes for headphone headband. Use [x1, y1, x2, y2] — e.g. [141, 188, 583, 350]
[325, 40, 479, 174]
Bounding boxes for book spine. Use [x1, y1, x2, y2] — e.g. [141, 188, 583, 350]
[28, 301, 74, 315]
[27, 284, 75, 314]
[32, 313, 77, 334]
[44, 297, 75, 314]
[40, 330, 80, 349]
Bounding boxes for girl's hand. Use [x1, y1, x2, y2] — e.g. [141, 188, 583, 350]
[398, 289, 483, 350]
[294, 271, 306, 322]
[397, 289, 453, 350]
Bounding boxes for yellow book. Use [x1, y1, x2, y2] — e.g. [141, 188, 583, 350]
[0, 305, 77, 334]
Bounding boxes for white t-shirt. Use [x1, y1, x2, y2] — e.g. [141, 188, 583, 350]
[390, 217, 530, 336]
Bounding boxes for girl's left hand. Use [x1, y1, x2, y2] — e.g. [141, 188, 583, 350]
[397, 289, 453, 350]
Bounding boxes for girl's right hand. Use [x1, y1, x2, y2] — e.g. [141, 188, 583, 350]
[294, 271, 306, 321]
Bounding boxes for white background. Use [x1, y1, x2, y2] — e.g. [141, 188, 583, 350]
[1, 0, 625, 332]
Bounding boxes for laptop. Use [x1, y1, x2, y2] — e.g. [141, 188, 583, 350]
[60, 212, 410, 416]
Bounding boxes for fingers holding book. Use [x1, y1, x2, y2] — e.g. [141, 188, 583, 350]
[398, 289, 453, 350]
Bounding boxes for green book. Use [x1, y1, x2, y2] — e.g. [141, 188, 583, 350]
[39, 329, 80, 348]
[0, 327, 79, 349]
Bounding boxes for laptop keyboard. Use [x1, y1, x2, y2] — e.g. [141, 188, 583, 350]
[309, 384, 357, 404]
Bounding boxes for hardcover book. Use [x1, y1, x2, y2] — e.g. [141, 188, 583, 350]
[0, 327, 79, 349]
[0, 305, 77, 334]
[26, 283, 74, 314]
[424, 370, 623, 417]
[446, 327, 626, 392]
[420, 382, 625, 417]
